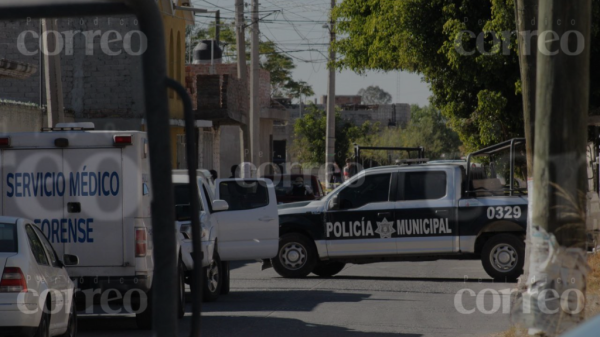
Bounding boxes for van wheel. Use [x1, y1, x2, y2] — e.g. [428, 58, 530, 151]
[272, 233, 317, 278]
[220, 261, 231, 295]
[58, 300, 77, 337]
[177, 259, 186, 318]
[35, 311, 50, 337]
[481, 234, 524, 281]
[312, 261, 346, 277]
[136, 289, 153, 330]
[203, 251, 222, 302]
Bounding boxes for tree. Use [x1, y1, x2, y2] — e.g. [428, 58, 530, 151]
[357, 86, 392, 105]
[332, 0, 600, 153]
[292, 105, 371, 166]
[354, 104, 462, 162]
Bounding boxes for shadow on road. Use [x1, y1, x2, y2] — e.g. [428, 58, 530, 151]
[326, 275, 513, 284]
[229, 260, 254, 271]
[202, 289, 375, 313]
[78, 315, 422, 337]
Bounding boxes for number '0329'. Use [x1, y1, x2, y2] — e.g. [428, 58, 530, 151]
[486, 206, 522, 219]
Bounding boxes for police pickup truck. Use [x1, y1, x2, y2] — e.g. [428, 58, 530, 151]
[270, 139, 529, 281]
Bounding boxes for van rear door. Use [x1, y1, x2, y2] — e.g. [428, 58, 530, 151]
[1, 149, 65, 258]
[62, 149, 124, 267]
[214, 179, 278, 261]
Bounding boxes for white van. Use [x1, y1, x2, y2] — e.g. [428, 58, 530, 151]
[0, 124, 155, 327]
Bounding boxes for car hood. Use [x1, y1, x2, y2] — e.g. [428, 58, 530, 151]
[278, 199, 325, 215]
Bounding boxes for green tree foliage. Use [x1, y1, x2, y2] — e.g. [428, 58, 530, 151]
[332, 0, 600, 152]
[357, 85, 392, 104]
[354, 104, 462, 162]
[186, 22, 313, 100]
[292, 105, 374, 166]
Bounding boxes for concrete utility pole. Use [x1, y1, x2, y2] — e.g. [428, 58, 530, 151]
[325, 0, 336, 189]
[41, 18, 65, 127]
[235, 0, 251, 165]
[514, 0, 538, 295]
[526, 0, 591, 334]
[249, 0, 260, 176]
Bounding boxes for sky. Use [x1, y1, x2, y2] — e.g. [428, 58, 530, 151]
[190, 0, 432, 106]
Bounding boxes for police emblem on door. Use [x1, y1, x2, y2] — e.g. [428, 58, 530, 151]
[375, 218, 394, 239]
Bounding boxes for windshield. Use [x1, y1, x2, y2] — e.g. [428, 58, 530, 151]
[0, 223, 17, 253]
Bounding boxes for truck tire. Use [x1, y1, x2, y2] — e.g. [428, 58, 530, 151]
[203, 251, 222, 302]
[177, 259, 186, 318]
[481, 234, 524, 281]
[272, 233, 317, 278]
[312, 261, 346, 277]
[136, 289, 153, 330]
[220, 261, 231, 295]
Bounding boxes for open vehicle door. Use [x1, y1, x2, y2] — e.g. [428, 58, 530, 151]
[214, 179, 279, 260]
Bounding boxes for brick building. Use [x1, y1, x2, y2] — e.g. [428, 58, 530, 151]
[185, 63, 289, 178]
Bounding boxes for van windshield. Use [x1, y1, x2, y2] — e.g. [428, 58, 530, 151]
[0, 223, 17, 253]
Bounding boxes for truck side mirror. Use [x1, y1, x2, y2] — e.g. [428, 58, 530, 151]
[63, 254, 79, 266]
[329, 195, 340, 210]
[212, 200, 229, 212]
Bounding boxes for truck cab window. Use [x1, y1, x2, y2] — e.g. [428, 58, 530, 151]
[337, 173, 391, 210]
[402, 171, 446, 201]
[219, 180, 269, 211]
[174, 183, 203, 220]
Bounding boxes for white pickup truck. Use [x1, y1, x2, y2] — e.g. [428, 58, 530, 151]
[172, 172, 279, 302]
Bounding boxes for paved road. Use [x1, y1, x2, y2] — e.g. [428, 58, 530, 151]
[78, 260, 517, 337]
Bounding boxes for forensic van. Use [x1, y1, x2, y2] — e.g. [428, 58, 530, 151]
[269, 139, 531, 281]
[0, 124, 156, 328]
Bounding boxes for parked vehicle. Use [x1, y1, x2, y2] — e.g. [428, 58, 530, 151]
[0, 216, 79, 337]
[173, 173, 279, 302]
[268, 139, 531, 281]
[263, 174, 324, 204]
[0, 125, 156, 329]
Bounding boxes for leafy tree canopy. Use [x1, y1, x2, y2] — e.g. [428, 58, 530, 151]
[292, 105, 374, 167]
[358, 85, 392, 104]
[333, 0, 600, 152]
[354, 104, 462, 163]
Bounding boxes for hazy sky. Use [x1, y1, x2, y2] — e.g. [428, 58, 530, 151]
[190, 0, 432, 106]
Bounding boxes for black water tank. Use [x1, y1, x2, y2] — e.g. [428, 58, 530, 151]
[192, 40, 223, 64]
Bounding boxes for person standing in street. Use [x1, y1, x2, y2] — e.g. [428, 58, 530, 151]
[343, 158, 357, 181]
[333, 162, 342, 185]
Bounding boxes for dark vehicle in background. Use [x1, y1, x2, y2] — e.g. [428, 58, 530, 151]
[263, 174, 325, 204]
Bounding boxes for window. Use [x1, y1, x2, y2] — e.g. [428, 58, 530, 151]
[25, 225, 49, 266]
[0, 223, 17, 253]
[337, 173, 391, 210]
[402, 171, 447, 201]
[34, 227, 60, 268]
[174, 183, 203, 220]
[218, 180, 269, 211]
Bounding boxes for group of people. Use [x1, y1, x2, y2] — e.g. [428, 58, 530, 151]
[331, 158, 357, 185]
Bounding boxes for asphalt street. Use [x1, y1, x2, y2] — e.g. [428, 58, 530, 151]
[78, 260, 517, 337]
